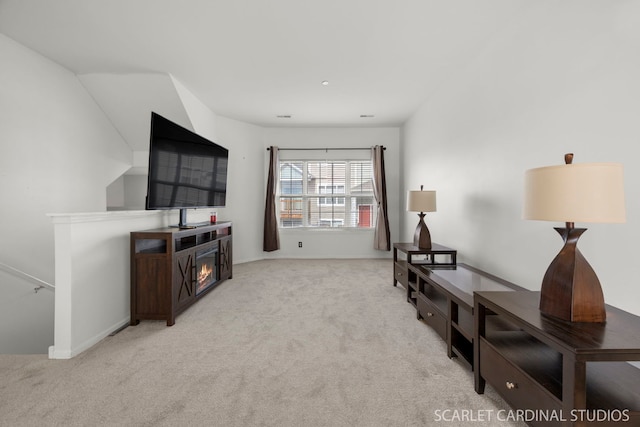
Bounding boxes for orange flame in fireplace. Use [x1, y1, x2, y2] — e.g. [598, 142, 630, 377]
[198, 263, 213, 288]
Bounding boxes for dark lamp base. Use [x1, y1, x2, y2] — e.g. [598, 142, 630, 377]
[539, 227, 606, 323]
[413, 213, 432, 249]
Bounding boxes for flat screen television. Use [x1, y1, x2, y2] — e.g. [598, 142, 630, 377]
[146, 112, 228, 228]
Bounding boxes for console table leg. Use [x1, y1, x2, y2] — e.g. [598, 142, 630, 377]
[563, 357, 587, 426]
[393, 248, 398, 286]
[474, 300, 486, 394]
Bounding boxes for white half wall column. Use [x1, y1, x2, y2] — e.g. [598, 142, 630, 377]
[47, 210, 175, 359]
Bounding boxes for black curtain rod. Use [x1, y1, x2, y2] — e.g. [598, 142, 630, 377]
[266, 146, 385, 151]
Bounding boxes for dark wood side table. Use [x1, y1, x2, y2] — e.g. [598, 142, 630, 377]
[474, 290, 640, 427]
[392, 242, 456, 289]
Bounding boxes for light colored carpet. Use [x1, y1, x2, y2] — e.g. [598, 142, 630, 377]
[0, 259, 524, 426]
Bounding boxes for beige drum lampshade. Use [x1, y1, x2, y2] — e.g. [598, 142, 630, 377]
[523, 162, 626, 224]
[407, 190, 437, 213]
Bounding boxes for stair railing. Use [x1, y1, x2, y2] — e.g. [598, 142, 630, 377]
[0, 261, 55, 293]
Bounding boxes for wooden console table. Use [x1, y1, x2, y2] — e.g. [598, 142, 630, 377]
[393, 242, 456, 289]
[474, 291, 640, 426]
[407, 263, 523, 369]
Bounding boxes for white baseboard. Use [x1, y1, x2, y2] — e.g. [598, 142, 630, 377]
[48, 317, 130, 359]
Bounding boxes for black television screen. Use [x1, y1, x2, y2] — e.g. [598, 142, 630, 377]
[146, 112, 228, 219]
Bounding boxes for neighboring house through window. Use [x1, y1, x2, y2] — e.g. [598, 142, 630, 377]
[278, 160, 376, 228]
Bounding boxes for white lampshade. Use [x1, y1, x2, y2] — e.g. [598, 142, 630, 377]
[523, 162, 626, 223]
[407, 190, 436, 213]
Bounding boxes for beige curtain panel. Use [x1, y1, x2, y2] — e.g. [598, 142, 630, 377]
[372, 145, 390, 251]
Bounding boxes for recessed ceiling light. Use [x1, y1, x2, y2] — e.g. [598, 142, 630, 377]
[321, 80, 329, 86]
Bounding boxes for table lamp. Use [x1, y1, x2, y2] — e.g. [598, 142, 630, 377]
[523, 153, 626, 323]
[407, 186, 436, 249]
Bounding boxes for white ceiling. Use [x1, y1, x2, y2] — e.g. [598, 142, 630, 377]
[0, 0, 531, 127]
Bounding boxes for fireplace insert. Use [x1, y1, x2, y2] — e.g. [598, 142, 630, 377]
[195, 247, 218, 295]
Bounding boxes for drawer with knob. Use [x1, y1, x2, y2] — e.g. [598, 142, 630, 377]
[394, 262, 408, 288]
[417, 294, 447, 341]
[478, 338, 562, 426]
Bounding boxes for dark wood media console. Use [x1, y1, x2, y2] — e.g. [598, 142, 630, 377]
[130, 221, 232, 326]
[475, 291, 640, 427]
[394, 243, 640, 426]
[407, 263, 524, 369]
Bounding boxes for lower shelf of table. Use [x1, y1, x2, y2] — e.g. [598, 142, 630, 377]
[481, 331, 640, 417]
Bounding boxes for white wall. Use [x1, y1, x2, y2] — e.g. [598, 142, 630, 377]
[0, 34, 132, 353]
[211, 116, 266, 263]
[263, 127, 400, 259]
[106, 175, 126, 210]
[401, 2, 640, 316]
[123, 175, 148, 210]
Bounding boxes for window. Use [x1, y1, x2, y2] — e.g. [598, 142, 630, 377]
[278, 160, 376, 229]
